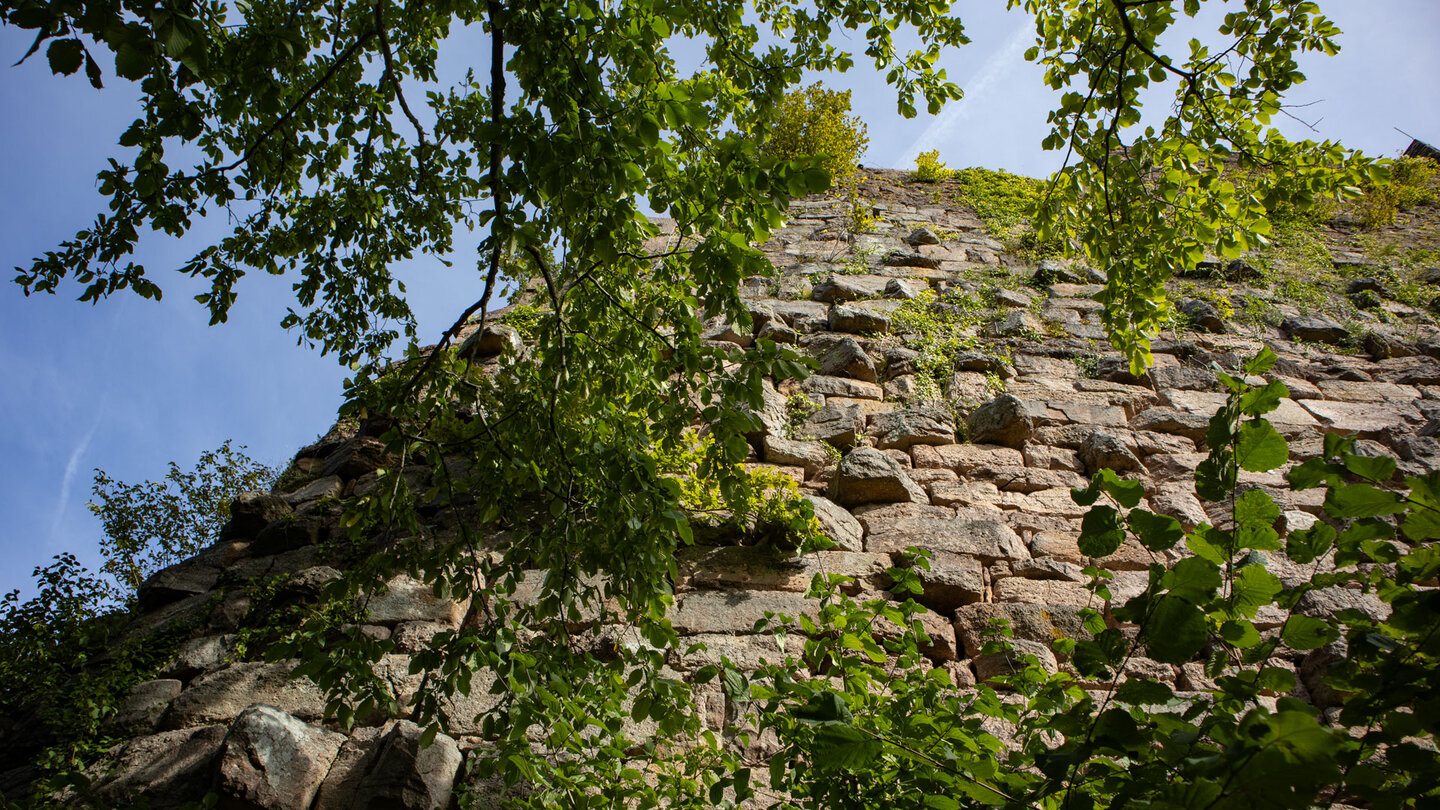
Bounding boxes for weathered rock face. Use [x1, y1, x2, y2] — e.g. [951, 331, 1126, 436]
[967, 395, 1033, 448]
[15, 165, 1440, 809]
[829, 447, 928, 505]
[217, 705, 347, 810]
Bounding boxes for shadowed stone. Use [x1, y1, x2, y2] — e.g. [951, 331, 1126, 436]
[819, 337, 879, 382]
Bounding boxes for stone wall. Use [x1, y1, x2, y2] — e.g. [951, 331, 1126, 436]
[11, 167, 1440, 809]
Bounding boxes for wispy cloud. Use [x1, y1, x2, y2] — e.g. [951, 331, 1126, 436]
[48, 412, 103, 545]
[893, 19, 1035, 169]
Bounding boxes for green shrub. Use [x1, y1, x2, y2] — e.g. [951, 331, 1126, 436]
[1356, 155, 1440, 228]
[759, 83, 869, 183]
[912, 149, 954, 182]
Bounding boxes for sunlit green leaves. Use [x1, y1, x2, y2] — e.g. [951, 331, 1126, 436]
[1282, 615, 1339, 650]
[1235, 420, 1288, 472]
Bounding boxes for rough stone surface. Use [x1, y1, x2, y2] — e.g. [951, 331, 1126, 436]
[1078, 430, 1143, 474]
[366, 575, 467, 625]
[829, 304, 891, 334]
[1282, 315, 1349, 345]
[217, 704, 347, 810]
[818, 337, 879, 382]
[799, 403, 866, 447]
[109, 679, 183, 735]
[869, 405, 956, 450]
[351, 721, 464, 810]
[89, 726, 228, 810]
[804, 495, 864, 551]
[829, 447, 927, 505]
[967, 395, 1034, 448]
[762, 435, 833, 475]
[164, 663, 326, 728]
[458, 323, 522, 358]
[223, 492, 293, 541]
[866, 518, 1028, 562]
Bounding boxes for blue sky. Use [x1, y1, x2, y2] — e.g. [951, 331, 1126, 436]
[1, 1, 1436, 598]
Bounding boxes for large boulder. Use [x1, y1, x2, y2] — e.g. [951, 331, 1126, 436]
[818, 337, 879, 382]
[457, 323, 522, 359]
[762, 435, 833, 475]
[221, 492, 293, 542]
[107, 679, 182, 735]
[1078, 430, 1143, 474]
[802, 495, 863, 552]
[799, 403, 866, 448]
[828, 448, 927, 506]
[829, 304, 891, 334]
[367, 575, 468, 626]
[811, 275, 871, 304]
[967, 395, 1034, 448]
[87, 726, 228, 810]
[865, 518, 1028, 562]
[1178, 299, 1226, 333]
[163, 662, 326, 729]
[217, 704, 347, 810]
[137, 558, 221, 610]
[1282, 315, 1349, 345]
[869, 405, 956, 451]
[344, 722, 464, 810]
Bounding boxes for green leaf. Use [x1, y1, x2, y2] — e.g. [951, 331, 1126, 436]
[1282, 615, 1339, 650]
[791, 691, 849, 724]
[1128, 509, 1184, 551]
[1163, 556, 1220, 602]
[1324, 484, 1403, 519]
[1235, 420, 1288, 472]
[1145, 596, 1208, 664]
[1114, 677, 1176, 705]
[46, 38, 85, 75]
[1078, 505, 1126, 558]
[1242, 346, 1279, 376]
[1072, 468, 1143, 509]
[1232, 564, 1282, 618]
[1234, 488, 1280, 526]
[1237, 379, 1287, 416]
[1343, 452, 1396, 483]
[1287, 522, 1335, 564]
[1187, 524, 1231, 565]
[810, 723, 882, 771]
[1219, 619, 1261, 648]
[1195, 456, 1235, 502]
[1287, 458, 1342, 490]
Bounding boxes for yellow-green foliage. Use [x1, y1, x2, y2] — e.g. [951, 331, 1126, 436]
[1356, 156, 1440, 229]
[890, 290, 987, 400]
[500, 303, 545, 341]
[949, 167, 1046, 237]
[759, 83, 869, 182]
[912, 149, 954, 182]
[656, 431, 823, 550]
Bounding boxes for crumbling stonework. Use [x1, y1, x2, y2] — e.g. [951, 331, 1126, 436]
[9, 167, 1440, 808]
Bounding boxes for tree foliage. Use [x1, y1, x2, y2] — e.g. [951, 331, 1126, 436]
[758, 83, 870, 183]
[1, 444, 274, 799]
[3, 0, 1430, 806]
[89, 440, 277, 596]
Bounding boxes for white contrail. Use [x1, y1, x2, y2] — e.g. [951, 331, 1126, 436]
[48, 419, 100, 544]
[893, 18, 1035, 168]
